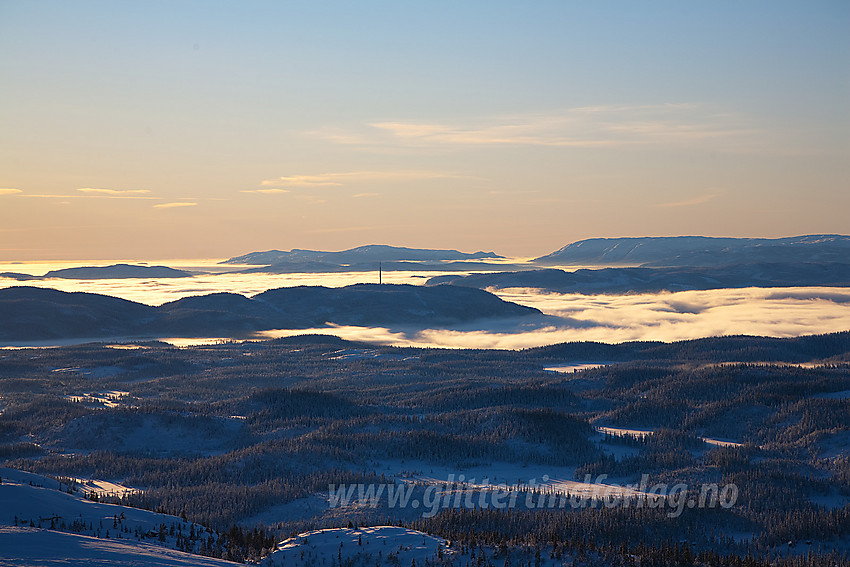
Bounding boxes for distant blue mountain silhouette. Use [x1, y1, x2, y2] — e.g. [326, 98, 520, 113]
[535, 235, 850, 266]
[0, 272, 41, 281]
[43, 264, 193, 279]
[0, 264, 193, 281]
[427, 263, 850, 294]
[222, 244, 503, 265]
[237, 260, 525, 274]
[0, 284, 540, 342]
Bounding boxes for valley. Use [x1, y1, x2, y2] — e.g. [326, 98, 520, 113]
[1, 332, 848, 565]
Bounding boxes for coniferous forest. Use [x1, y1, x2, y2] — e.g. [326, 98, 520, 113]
[1, 332, 849, 565]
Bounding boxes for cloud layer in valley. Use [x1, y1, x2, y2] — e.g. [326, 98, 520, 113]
[171, 288, 850, 349]
[1, 259, 847, 349]
[193, 286, 850, 350]
[258, 286, 850, 349]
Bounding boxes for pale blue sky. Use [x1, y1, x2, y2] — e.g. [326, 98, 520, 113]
[1, 1, 848, 259]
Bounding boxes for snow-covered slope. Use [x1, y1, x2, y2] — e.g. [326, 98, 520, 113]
[0, 467, 225, 566]
[262, 526, 451, 567]
[1, 468, 180, 534]
[0, 526, 235, 567]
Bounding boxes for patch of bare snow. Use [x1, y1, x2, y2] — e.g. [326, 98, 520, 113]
[262, 526, 451, 567]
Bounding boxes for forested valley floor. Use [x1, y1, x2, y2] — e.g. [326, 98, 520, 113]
[1, 332, 849, 565]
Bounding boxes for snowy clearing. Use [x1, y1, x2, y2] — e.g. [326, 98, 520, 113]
[377, 459, 654, 499]
[65, 390, 129, 409]
[262, 526, 450, 567]
[598, 426, 743, 448]
[543, 362, 608, 373]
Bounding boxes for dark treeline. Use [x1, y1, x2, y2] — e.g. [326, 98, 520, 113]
[408, 507, 850, 567]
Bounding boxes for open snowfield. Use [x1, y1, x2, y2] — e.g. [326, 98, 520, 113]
[543, 362, 608, 373]
[376, 458, 654, 499]
[0, 467, 177, 531]
[598, 426, 743, 448]
[0, 467, 219, 565]
[0, 526, 235, 567]
[63, 476, 139, 498]
[65, 390, 129, 409]
[261, 526, 450, 567]
[246, 458, 663, 529]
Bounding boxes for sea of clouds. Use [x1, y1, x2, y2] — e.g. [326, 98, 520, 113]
[2, 260, 848, 349]
[255, 286, 850, 349]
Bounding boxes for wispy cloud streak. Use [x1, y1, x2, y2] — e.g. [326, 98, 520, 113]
[240, 188, 291, 194]
[11, 189, 155, 200]
[259, 171, 466, 188]
[153, 202, 197, 209]
[313, 103, 756, 150]
[77, 188, 151, 195]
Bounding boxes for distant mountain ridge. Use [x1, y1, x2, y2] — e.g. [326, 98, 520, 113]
[1, 264, 193, 281]
[222, 244, 503, 265]
[535, 235, 850, 267]
[426, 262, 850, 294]
[237, 260, 525, 274]
[44, 263, 193, 279]
[0, 284, 540, 342]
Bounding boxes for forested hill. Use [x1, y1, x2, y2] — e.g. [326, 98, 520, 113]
[525, 330, 850, 363]
[0, 284, 541, 342]
[426, 262, 850, 293]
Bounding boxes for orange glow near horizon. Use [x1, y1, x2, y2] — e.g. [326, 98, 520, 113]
[1, 4, 847, 261]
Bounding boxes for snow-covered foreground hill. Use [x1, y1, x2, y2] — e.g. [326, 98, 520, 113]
[0, 526, 235, 567]
[0, 467, 230, 566]
[261, 526, 451, 567]
[0, 468, 459, 567]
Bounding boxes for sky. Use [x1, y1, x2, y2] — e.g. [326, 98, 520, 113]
[1, 1, 848, 260]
